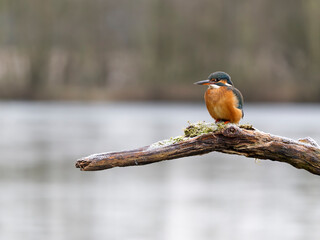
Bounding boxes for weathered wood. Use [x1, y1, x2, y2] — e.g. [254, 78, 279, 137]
[75, 124, 320, 176]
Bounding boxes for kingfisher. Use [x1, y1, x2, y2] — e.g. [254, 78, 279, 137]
[194, 71, 244, 124]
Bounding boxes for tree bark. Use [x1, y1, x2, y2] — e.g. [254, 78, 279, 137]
[75, 124, 320, 176]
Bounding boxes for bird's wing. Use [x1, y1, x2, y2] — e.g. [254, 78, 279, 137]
[231, 87, 244, 117]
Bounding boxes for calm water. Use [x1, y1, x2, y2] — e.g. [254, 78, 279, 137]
[0, 101, 320, 240]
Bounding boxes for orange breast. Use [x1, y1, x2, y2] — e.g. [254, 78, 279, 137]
[204, 87, 242, 124]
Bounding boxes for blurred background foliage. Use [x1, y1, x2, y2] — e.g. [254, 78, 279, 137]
[0, 0, 319, 102]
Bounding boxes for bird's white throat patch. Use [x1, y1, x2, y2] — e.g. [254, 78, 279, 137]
[209, 84, 220, 89]
[208, 83, 232, 89]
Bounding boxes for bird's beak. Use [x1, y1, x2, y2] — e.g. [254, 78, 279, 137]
[194, 79, 210, 85]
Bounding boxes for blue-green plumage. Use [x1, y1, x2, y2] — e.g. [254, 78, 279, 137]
[208, 72, 233, 86]
[231, 87, 244, 117]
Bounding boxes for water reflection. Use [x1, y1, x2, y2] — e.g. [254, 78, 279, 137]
[0, 102, 319, 240]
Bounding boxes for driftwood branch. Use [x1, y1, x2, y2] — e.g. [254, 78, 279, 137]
[75, 123, 320, 176]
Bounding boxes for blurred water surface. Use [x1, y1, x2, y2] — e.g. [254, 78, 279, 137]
[0, 101, 320, 240]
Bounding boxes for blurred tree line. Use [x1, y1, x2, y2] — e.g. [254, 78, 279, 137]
[0, 0, 319, 101]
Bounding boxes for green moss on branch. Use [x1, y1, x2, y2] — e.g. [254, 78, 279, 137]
[150, 121, 232, 149]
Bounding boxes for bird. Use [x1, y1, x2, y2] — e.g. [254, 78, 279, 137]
[194, 71, 244, 124]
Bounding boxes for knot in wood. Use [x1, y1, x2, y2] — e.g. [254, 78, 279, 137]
[222, 125, 240, 138]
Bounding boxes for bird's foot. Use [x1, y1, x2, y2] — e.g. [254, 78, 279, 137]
[215, 119, 230, 124]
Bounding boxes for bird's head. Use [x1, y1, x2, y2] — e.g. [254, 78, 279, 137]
[194, 71, 233, 88]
